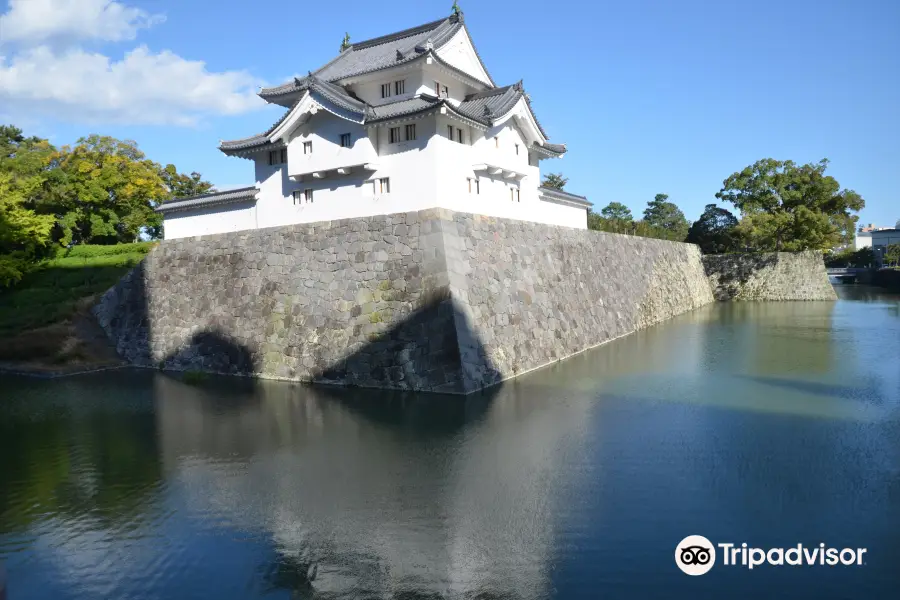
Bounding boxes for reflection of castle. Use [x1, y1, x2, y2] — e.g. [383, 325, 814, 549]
[154, 376, 591, 598]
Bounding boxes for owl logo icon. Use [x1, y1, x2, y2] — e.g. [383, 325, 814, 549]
[675, 535, 716, 575]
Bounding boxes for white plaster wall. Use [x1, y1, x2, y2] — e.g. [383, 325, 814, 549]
[249, 114, 440, 229]
[286, 112, 374, 177]
[347, 68, 422, 106]
[163, 201, 257, 240]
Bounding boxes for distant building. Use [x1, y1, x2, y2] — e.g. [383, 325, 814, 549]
[157, 11, 590, 239]
[854, 230, 872, 250]
[870, 229, 900, 263]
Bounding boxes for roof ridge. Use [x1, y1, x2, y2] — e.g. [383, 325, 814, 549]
[167, 185, 257, 203]
[351, 15, 450, 50]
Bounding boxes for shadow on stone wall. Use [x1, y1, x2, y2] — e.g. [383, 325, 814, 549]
[702, 253, 779, 301]
[311, 294, 503, 394]
[161, 330, 258, 375]
[96, 261, 503, 394]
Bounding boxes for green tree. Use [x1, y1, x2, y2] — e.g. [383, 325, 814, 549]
[49, 135, 168, 245]
[600, 201, 632, 222]
[0, 126, 57, 286]
[542, 172, 568, 190]
[715, 158, 864, 251]
[160, 165, 215, 199]
[885, 244, 900, 265]
[643, 193, 689, 241]
[686, 203, 741, 254]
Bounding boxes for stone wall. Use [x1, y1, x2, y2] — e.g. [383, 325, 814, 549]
[702, 251, 837, 301]
[95, 210, 832, 394]
[95, 209, 718, 393]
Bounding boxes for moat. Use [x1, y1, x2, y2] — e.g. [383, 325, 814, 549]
[1, 286, 898, 599]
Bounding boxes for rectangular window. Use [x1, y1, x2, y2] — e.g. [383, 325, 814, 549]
[515, 143, 519, 156]
[405, 123, 416, 141]
[303, 141, 313, 154]
[394, 80, 405, 95]
[381, 83, 392, 99]
[434, 81, 440, 96]
[375, 177, 390, 194]
[457, 128, 464, 144]
[468, 178, 480, 194]
[389, 126, 401, 143]
[292, 190, 313, 205]
[495, 136, 499, 149]
[340, 133, 351, 147]
[441, 85, 449, 98]
[447, 124, 454, 140]
[269, 149, 283, 165]
[515, 188, 520, 202]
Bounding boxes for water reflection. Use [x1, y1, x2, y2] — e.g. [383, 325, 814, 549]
[1, 288, 899, 599]
[155, 376, 591, 598]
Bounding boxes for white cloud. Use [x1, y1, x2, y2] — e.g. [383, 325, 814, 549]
[0, 1, 265, 126]
[0, 45, 264, 126]
[0, 0, 164, 45]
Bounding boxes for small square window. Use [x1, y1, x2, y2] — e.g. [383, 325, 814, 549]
[389, 127, 401, 143]
[468, 178, 480, 194]
[303, 141, 313, 154]
[269, 150, 281, 165]
[340, 133, 351, 147]
[381, 83, 392, 99]
[405, 124, 416, 141]
[304, 189, 313, 203]
[441, 85, 449, 98]
[375, 177, 390, 194]
[292, 190, 302, 205]
[394, 80, 405, 95]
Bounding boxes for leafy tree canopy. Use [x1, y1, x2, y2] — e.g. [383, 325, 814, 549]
[600, 201, 633, 222]
[0, 124, 216, 286]
[716, 158, 864, 251]
[686, 203, 741, 254]
[643, 193, 689, 241]
[885, 244, 900, 265]
[542, 172, 568, 190]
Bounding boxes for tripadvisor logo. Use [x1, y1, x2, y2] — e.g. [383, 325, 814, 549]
[675, 536, 867, 575]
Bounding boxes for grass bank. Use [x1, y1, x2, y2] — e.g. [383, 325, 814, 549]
[0, 242, 154, 368]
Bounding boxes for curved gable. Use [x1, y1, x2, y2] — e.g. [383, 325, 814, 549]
[435, 26, 493, 87]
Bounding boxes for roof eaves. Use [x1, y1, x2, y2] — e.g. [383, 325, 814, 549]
[538, 186, 591, 208]
[157, 186, 258, 213]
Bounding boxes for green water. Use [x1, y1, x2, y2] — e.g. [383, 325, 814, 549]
[1, 285, 898, 599]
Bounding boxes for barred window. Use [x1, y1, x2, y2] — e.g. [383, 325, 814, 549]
[405, 123, 416, 141]
[340, 133, 351, 147]
[389, 127, 401, 143]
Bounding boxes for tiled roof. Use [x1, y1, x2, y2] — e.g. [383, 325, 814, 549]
[221, 76, 367, 154]
[538, 186, 591, 208]
[259, 12, 495, 98]
[457, 83, 523, 122]
[156, 186, 258, 213]
[366, 96, 442, 122]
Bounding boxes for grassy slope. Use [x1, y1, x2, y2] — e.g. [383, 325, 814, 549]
[0, 243, 154, 364]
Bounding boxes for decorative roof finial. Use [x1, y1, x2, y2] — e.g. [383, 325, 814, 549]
[340, 32, 351, 52]
[451, 1, 462, 17]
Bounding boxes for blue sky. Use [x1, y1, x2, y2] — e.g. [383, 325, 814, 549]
[2, 0, 897, 226]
